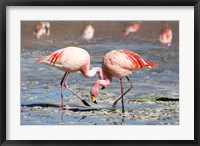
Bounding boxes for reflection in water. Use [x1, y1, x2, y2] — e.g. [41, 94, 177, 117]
[59, 106, 126, 125]
[60, 111, 98, 125]
[121, 115, 125, 125]
[60, 110, 65, 125]
[77, 115, 87, 122]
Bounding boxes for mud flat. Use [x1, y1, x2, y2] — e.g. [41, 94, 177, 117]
[21, 95, 179, 125]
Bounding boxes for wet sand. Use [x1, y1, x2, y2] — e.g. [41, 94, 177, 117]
[21, 21, 179, 125]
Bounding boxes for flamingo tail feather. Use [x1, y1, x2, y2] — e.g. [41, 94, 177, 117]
[144, 60, 156, 68]
[35, 56, 49, 63]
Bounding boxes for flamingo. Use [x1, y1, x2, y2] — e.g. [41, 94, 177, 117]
[33, 21, 50, 39]
[82, 24, 94, 41]
[123, 21, 142, 35]
[36, 47, 104, 109]
[159, 23, 173, 46]
[90, 49, 155, 113]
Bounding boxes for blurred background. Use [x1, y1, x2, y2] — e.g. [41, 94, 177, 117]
[21, 21, 178, 49]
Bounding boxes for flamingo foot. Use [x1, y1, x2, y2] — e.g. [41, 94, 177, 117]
[101, 86, 105, 90]
[81, 99, 91, 107]
[64, 83, 91, 107]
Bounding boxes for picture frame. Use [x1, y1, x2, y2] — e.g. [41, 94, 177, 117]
[0, 0, 199, 145]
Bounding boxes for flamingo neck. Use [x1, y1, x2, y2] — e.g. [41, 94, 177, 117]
[81, 67, 104, 80]
[95, 78, 112, 88]
[90, 75, 112, 97]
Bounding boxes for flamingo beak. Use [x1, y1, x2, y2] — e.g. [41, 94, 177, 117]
[91, 95, 97, 104]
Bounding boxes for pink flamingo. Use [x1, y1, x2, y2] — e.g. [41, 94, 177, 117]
[159, 23, 173, 46]
[33, 21, 50, 39]
[82, 24, 95, 42]
[123, 21, 142, 35]
[36, 47, 104, 109]
[90, 49, 155, 113]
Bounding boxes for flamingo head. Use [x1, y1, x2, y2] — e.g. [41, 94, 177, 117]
[91, 95, 97, 104]
[90, 79, 110, 104]
[90, 83, 99, 104]
[90, 90, 98, 104]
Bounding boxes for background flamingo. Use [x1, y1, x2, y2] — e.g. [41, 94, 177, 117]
[36, 47, 104, 109]
[90, 49, 155, 113]
[82, 24, 95, 41]
[123, 21, 142, 35]
[159, 22, 173, 46]
[33, 21, 50, 39]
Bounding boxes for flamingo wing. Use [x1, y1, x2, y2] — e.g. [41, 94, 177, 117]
[117, 50, 155, 69]
[103, 49, 155, 78]
[36, 49, 64, 65]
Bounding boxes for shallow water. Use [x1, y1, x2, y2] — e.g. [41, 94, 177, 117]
[21, 21, 179, 125]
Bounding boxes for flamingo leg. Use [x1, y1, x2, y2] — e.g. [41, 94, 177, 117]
[112, 76, 134, 109]
[62, 73, 91, 107]
[120, 78, 125, 113]
[60, 72, 68, 109]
